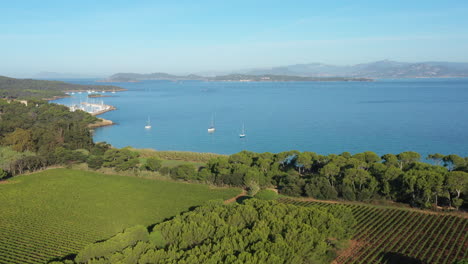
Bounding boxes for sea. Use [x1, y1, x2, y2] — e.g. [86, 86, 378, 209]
[51, 78, 468, 157]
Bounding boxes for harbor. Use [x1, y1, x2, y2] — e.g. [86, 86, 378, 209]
[57, 91, 117, 116]
[69, 102, 115, 116]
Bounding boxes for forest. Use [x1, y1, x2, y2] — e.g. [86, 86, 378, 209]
[195, 150, 468, 210]
[0, 75, 123, 99]
[0, 99, 97, 177]
[49, 199, 355, 264]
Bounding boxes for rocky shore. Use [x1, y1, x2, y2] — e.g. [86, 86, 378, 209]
[88, 118, 114, 128]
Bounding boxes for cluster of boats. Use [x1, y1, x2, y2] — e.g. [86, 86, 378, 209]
[69, 101, 112, 114]
[66, 90, 116, 95]
[145, 116, 247, 138]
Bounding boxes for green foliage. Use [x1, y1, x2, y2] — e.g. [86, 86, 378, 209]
[148, 230, 166, 248]
[144, 157, 162, 172]
[170, 164, 196, 180]
[87, 155, 104, 170]
[0, 168, 8, 180]
[0, 146, 37, 172]
[0, 99, 97, 175]
[200, 150, 467, 209]
[452, 198, 464, 210]
[0, 169, 240, 264]
[103, 148, 140, 171]
[159, 166, 171, 176]
[443, 154, 466, 171]
[0, 75, 122, 99]
[54, 147, 88, 165]
[68, 200, 354, 264]
[305, 177, 338, 200]
[90, 142, 111, 156]
[254, 189, 278, 200]
[75, 225, 149, 263]
[131, 148, 224, 163]
[246, 180, 260, 196]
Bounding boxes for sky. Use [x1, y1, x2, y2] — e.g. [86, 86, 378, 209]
[1, 0, 468, 77]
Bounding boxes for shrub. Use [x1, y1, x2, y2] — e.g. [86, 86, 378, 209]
[0, 168, 8, 180]
[144, 157, 162, 172]
[159, 167, 171, 176]
[170, 164, 196, 181]
[246, 181, 260, 196]
[87, 155, 103, 170]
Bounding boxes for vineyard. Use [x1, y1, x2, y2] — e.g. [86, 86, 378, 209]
[0, 169, 240, 264]
[279, 198, 468, 264]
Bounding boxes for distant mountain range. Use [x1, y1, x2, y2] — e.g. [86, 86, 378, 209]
[100, 73, 371, 82]
[102, 60, 468, 82]
[240, 60, 468, 78]
[100, 72, 206, 82]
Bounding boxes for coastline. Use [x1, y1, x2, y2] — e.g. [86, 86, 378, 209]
[89, 117, 114, 128]
[44, 94, 71, 101]
[47, 91, 121, 128]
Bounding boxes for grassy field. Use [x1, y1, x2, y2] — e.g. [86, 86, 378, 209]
[138, 157, 205, 168]
[130, 148, 225, 162]
[0, 169, 240, 264]
[279, 198, 468, 264]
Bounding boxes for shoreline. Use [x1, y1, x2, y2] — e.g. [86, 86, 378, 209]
[89, 117, 114, 128]
[47, 91, 122, 127]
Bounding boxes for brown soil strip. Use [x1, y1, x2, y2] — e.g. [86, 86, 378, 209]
[224, 190, 247, 204]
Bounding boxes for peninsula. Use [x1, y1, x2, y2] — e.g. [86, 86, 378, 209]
[100, 72, 372, 82]
[0, 75, 125, 99]
[100, 60, 468, 82]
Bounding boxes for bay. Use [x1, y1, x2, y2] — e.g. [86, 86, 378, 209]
[52, 78, 468, 157]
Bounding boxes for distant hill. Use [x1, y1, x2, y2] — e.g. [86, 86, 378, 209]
[241, 60, 468, 78]
[103, 73, 371, 82]
[0, 75, 124, 99]
[103, 60, 468, 82]
[101, 72, 206, 82]
[210, 74, 371, 82]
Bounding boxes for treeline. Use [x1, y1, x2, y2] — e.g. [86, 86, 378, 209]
[50, 199, 355, 264]
[0, 99, 98, 177]
[0, 75, 123, 99]
[189, 151, 467, 210]
[51, 145, 468, 211]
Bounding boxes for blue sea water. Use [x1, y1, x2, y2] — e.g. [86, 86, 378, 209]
[52, 78, 468, 157]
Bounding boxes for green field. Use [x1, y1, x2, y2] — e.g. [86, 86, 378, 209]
[0, 169, 240, 264]
[279, 198, 468, 264]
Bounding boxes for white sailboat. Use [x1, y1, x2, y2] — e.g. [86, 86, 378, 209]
[239, 123, 246, 138]
[207, 115, 215, 133]
[145, 116, 152, 129]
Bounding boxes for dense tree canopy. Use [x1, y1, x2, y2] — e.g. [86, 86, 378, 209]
[191, 150, 467, 210]
[0, 99, 97, 176]
[52, 200, 355, 264]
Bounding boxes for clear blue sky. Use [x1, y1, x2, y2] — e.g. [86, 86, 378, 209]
[2, 0, 468, 77]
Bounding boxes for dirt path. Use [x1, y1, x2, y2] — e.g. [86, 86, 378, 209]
[224, 190, 247, 204]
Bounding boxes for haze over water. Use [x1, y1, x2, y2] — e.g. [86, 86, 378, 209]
[53, 78, 468, 157]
